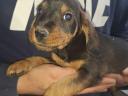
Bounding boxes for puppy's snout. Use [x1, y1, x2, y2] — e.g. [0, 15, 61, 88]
[35, 28, 49, 41]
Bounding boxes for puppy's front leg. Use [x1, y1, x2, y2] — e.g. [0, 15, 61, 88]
[7, 56, 50, 76]
[44, 69, 98, 96]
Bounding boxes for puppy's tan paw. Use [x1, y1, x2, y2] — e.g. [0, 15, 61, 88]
[7, 60, 32, 76]
[7, 56, 50, 76]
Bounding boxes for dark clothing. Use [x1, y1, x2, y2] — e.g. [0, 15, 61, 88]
[86, 0, 128, 40]
[110, 0, 128, 40]
[0, 63, 18, 96]
[0, 0, 128, 96]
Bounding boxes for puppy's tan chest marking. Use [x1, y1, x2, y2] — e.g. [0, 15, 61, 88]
[51, 52, 86, 70]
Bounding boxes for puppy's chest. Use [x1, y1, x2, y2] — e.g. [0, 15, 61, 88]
[54, 38, 86, 61]
[54, 47, 85, 62]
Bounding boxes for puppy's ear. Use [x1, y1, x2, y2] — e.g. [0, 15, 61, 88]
[79, 8, 94, 44]
[28, 18, 37, 44]
[80, 8, 99, 49]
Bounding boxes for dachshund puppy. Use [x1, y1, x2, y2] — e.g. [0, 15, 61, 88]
[7, 0, 128, 96]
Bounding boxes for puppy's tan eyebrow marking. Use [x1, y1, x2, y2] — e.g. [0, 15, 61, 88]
[40, 1, 48, 9]
[61, 4, 69, 13]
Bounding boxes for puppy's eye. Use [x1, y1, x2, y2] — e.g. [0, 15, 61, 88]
[63, 12, 73, 21]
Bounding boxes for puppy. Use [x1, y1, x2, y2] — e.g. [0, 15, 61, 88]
[7, 0, 128, 96]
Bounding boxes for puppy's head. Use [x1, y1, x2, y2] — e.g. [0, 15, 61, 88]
[29, 0, 92, 51]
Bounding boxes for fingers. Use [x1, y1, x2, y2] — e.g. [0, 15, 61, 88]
[78, 77, 116, 94]
[78, 68, 128, 95]
[123, 68, 128, 83]
[105, 74, 125, 86]
[105, 67, 128, 85]
[123, 68, 128, 75]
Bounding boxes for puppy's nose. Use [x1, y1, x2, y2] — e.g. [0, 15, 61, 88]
[35, 29, 49, 41]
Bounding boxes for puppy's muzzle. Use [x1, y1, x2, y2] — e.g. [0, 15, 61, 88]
[35, 27, 49, 42]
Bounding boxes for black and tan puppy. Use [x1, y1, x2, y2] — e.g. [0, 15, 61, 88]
[7, 0, 128, 96]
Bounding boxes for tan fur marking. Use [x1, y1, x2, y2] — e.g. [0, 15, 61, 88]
[42, 1, 48, 9]
[44, 26, 72, 48]
[7, 56, 50, 76]
[44, 73, 84, 96]
[61, 4, 69, 14]
[82, 25, 89, 44]
[68, 60, 86, 70]
[52, 52, 86, 70]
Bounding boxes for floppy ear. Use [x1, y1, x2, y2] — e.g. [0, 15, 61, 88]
[29, 18, 36, 44]
[79, 8, 95, 44]
[79, 8, 99, 49]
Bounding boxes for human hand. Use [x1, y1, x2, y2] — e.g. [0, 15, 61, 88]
[78, 68, 128, 95]
[17, 64, 76, 95]
[17, 64, 128, 95]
